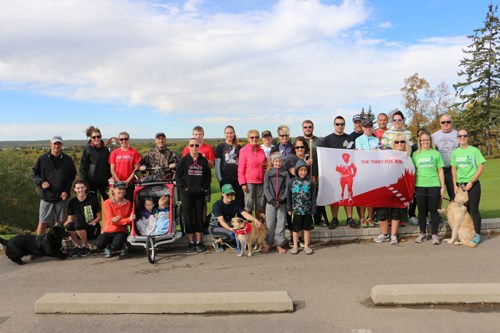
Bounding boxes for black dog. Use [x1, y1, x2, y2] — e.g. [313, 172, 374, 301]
[0, 225, 69, 265]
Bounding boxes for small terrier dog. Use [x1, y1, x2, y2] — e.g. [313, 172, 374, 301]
[230, 214, 267, 257]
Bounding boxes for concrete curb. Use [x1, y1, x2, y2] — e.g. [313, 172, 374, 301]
[35, 291, 294, 314]
[371, 283, 500, 305]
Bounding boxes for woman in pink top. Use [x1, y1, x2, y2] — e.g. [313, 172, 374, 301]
[238, 129, 267, 218]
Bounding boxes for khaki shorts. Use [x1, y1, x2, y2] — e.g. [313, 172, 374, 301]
[244, 184, 265, 213]
[39, 199, 68, 224]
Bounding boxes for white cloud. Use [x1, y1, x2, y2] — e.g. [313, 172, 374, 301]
[0, 0, 466, 128]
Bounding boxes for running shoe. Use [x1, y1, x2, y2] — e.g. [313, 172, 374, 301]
[409, 216, 418, 226]
[212, 242, 224, 252]
[196, 242, 206, 253]
[70, 247, 82, 257]
[328, 217, 339, 229]
[304, 247, 313, 255]
[373, 234, 390, 243]
[389, 235, 398, 245]
[471, 233, 481, 244]
[290, 247, 299, 255]
[415, 233, 426, 243]
[347, 217, 359, 229]
[79, 247, 90, 257]
[186, 242, 197, 253]
[431, 234, 440, 245]
[104, 247, 112, 258]
[119, 245, 128, 257]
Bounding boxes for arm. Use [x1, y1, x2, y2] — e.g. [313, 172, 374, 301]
[125, 164, 139, 185]
[215, 158, 222, 182]
[79, 148, 90, 181]
[238, 149, 248, 191]
[451, 166, 458, 193]
[90, 211, 102, 226]
[438, 168, 445, 198]
[466, 164, 484, 191]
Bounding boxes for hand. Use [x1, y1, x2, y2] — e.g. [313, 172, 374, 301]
[440, 187, 444, 198]
[454, 185, 459, 194]
[465, 182, 473, 191]
[255, 220, 263, 229]
[242, 185, 248, 193]
[129, 214, 136, 221]
[288, 211, 292, 216]
[60, 192, 68, 201]
[274, 202, 280, 209]
[41, 181, 50, 189]
[112, 216, 120, 223]
[139, 165, 146, 171]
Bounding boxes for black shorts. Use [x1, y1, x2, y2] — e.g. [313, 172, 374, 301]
[292, 214, 314, 233]
[65, 222, 101, 240]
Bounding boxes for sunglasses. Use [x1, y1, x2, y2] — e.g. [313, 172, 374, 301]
[189, 144, 200, 147]
[394, 140, 406, 144]
[249, 136, 259, 139]
[335, 123, 345, 126]
[294, 146, 305, 149]
[279, 134, 289, 137]
[393, 119, 403, 122]
[91, 135, 102, 139]
[303, 126, 312, 129]
[440, 120, 452, 124]
[119, 138, 129, 141]
[457, 134, 469, 138]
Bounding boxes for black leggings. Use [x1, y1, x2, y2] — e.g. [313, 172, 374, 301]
[182, 191, 205, 234]
[415, 186, 441, 235]
[88, 182, 109, 201]
[459, 181, 482, 234]
[95, 232, 127, 251]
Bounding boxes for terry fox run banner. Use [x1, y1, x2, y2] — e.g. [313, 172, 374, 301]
[317, 148, 415, 208]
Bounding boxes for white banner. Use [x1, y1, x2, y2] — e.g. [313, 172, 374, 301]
[317, 148, 415, 207]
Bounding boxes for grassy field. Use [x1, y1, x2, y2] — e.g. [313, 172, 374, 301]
[208, 158, 500, 222]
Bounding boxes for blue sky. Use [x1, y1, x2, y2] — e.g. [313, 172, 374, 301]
[0, 0, 494, 141]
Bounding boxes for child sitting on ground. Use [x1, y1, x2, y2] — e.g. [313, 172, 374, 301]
[154, 195, 171, 235]
[136, 198, 156, 236]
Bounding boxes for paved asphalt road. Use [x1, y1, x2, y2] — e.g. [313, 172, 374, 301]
[1, 234, 499, 333]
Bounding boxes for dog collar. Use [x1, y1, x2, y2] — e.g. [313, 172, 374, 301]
[234, 223, 252, 235]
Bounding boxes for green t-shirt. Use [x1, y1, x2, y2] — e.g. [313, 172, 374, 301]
[450, 146, 486, 183]
[412, 149, 444, 187]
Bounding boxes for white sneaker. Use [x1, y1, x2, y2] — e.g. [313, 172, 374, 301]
[389, 235, 398, 245]
[431, 234, 440, 245]
[409, 217, 418, 226]
[374, 234, 390, 243]
[415, 233, 426, 243]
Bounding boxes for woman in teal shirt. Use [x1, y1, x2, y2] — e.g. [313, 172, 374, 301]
[412, 131, 445, 245]
[451, 129, 485, 244]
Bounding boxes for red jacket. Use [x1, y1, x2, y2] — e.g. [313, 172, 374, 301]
[102, 198, 132, 233]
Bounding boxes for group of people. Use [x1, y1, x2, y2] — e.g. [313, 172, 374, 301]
[30, 112, 486, 259]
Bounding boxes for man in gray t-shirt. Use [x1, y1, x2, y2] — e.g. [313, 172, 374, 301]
[431, 114, 458, 200]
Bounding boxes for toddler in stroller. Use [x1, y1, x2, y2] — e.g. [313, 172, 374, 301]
[153, 195, 171, 236]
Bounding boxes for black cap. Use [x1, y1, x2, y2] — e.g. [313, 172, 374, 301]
[155, 132, 166, 139]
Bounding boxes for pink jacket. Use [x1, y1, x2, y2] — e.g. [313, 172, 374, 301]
[238, 144, 266, 185]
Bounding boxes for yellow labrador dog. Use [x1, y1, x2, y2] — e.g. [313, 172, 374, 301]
[230, 214, 267, 257]
[438, 187, 476, 248]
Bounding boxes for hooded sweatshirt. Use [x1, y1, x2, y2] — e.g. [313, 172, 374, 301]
[263, 165, 290, 206]
[286, 159, 316, 215]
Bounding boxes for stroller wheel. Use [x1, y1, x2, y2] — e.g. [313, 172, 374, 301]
[146, 236, 156, 264]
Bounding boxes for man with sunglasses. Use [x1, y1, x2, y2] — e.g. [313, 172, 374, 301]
[431, 114, 458, 200]
[32, 135, 76, 236]
[270, 125, 293, 159]
[109, 131, 141, 202]
[139, 132, 179, 180]
[320, 116, 358, 229]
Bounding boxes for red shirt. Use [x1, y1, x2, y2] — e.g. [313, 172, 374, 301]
[109, 147, 141, 183]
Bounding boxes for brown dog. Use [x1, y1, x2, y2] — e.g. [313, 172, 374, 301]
[230, 214, 267, 257]
[438, 187, 476, 248]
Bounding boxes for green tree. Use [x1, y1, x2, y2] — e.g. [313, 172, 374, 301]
[454, 4, 500, 156]
[0, 150, 39, 230]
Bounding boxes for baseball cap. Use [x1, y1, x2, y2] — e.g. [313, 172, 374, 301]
[221, 184, 236, 195]
[155, 132, 166, 139]
[352, 114, 362, 122]
[362, 119, 373, 127]
[50, 135, 63, 144]
[261, 130, 272, 137]
[113, 181, 127, 189]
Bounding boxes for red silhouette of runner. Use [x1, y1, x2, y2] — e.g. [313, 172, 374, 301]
[336, 153, 357, 204]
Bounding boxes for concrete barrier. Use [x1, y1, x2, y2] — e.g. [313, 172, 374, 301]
[35, 291, 294, 314]
[371, 283, 500, 305]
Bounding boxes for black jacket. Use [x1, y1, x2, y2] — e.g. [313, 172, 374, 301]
[175, 154, 211, 195]
[32, 152, 76, 202]
[80, 141, 111, 185]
